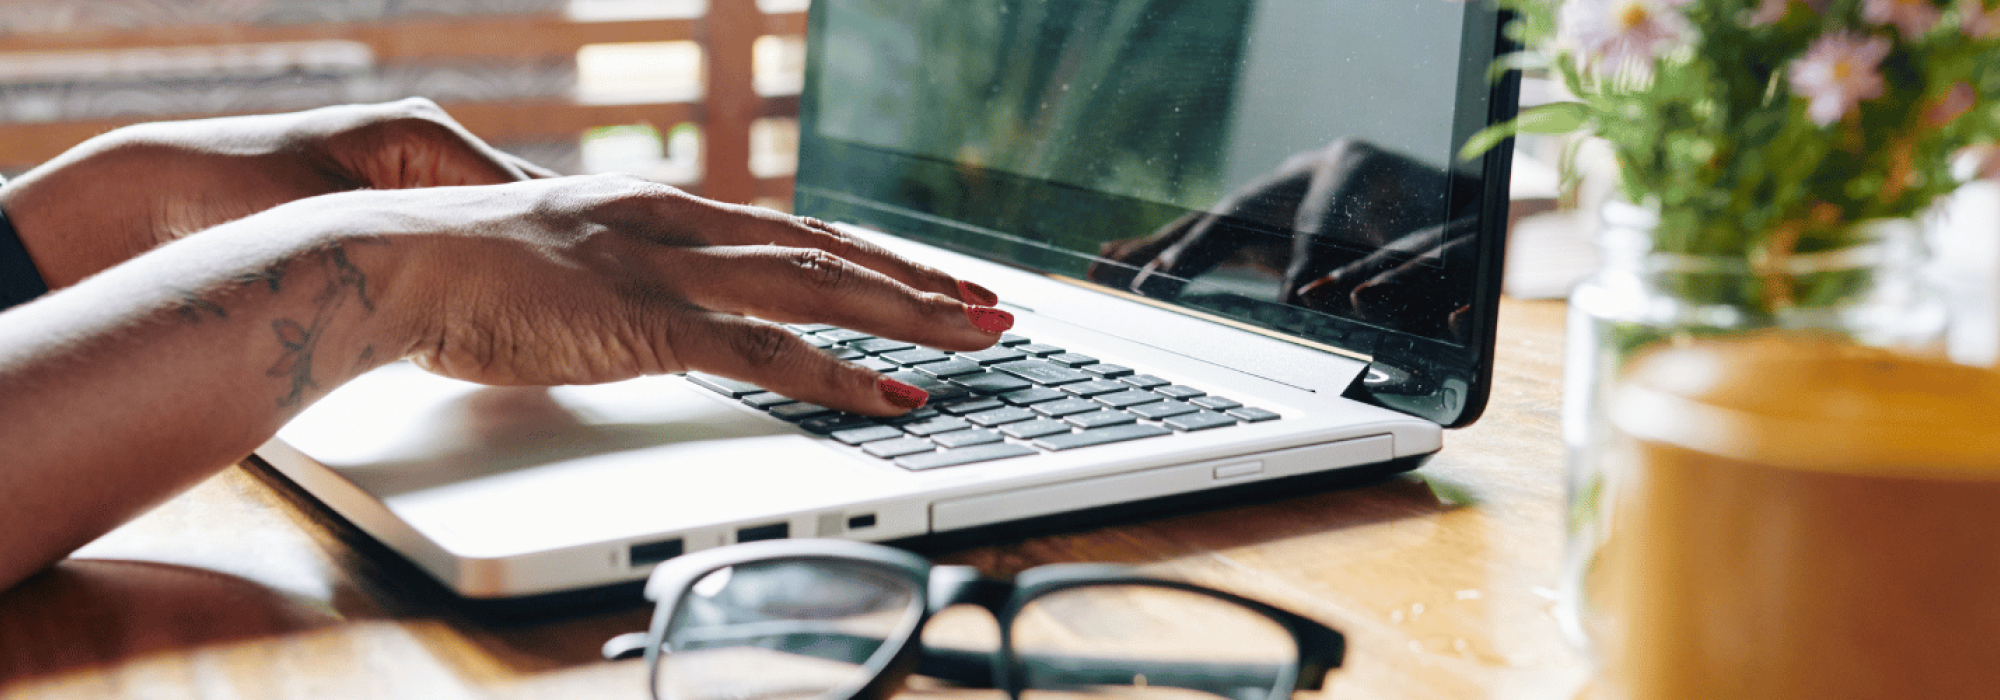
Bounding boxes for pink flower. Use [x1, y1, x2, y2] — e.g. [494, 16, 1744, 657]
[1788, 32, 1891, 126]
[1928, 82, 1976, 126]
[1561, 0, 1695, 67]
[1747, 0, 1830, 26]
[1863, 0, 1942, 40]
[1963, 1, 2000, 39]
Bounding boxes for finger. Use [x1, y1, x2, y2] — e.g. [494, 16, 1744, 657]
[662, 245, 1010, 352]
[660, 198, 1002, 307]
[669, 313, 927, 415]
[504, 152, 561, 179]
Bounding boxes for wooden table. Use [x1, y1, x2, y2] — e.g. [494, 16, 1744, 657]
[0, 299, 1586, 700]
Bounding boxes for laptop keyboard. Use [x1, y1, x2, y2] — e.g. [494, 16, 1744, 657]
[685, 325, 1279, 471]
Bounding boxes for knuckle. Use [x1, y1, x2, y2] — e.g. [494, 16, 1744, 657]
[730, 323, 802, 372]
[782, 248, 853, 293]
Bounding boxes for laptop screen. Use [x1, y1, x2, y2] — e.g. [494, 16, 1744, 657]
[795, 0, 1517, 427]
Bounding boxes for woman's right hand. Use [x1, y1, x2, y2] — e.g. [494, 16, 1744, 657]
[330, 174, 1011, 415]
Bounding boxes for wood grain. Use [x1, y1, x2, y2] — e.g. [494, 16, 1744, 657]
[0, 298, 1584, 700]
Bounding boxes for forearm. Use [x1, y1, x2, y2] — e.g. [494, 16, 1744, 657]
[0, 215, 413, 591]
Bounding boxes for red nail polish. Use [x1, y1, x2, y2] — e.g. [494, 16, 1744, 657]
[958, 280, 1000, 307]
[965, 306, 1014, 333]
[879, 376, 929, 410]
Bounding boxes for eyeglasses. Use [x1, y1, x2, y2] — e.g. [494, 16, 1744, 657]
[602, 539, 1345, 700]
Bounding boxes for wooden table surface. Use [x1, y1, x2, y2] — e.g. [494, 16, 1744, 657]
[0, 298, 1586, 700]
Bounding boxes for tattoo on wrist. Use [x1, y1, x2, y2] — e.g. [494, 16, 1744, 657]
[266, 242, 378, 408]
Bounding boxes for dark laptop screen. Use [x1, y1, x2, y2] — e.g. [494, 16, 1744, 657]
[795, 0, 1517, 427]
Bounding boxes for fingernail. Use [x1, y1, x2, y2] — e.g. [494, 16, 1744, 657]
[965, 306, 1014, 333]
[879, 376, 929, 410]
[957, 280, 1000, 307]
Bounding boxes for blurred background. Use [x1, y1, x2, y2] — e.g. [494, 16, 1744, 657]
[0, 0, 806, 211]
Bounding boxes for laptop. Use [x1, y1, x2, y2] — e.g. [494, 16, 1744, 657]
[255, 0, 1519, 601]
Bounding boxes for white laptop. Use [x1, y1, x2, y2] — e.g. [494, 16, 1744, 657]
[255, 0, 1520, 602]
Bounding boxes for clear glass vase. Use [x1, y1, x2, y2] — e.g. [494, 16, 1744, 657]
[1557, 201, 1950, 657]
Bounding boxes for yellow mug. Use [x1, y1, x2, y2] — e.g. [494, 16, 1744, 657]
[1598, 332, 2000, 700]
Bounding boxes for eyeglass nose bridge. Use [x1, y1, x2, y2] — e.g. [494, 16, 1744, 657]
[925, 565, 1014, 615]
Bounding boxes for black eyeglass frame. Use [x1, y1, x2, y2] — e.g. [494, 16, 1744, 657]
[618, 538, 1345, 700]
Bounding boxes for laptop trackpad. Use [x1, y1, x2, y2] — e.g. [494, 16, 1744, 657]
[277, 363, 887, 544]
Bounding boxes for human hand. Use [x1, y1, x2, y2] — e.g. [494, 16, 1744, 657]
[309, 175, 1009, 415]
[0, 98, 550, 288]
[1087, 138, 1478, 339]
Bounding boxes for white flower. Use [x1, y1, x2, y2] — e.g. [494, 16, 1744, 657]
[1561, 0, 1695, 67]
[1788, 32, 1892, 126]
[1863, 0, 1941, 40]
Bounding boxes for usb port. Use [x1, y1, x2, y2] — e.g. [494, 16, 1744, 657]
[737, 522, 789, 542]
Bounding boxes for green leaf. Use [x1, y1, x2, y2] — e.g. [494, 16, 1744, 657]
[1458, 101, 1592, 161]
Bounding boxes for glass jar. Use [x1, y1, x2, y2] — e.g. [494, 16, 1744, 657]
[1557, 201, 1950, 655]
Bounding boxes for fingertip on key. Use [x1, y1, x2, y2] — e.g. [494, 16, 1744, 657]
[965, 306, 1014, 334]
[879, 375, 929, 410]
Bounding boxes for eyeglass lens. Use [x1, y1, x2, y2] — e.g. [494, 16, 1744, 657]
[1009, 584, 1297, 700]
[654, 559, 924, 700]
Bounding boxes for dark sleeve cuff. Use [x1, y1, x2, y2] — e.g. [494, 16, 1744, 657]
[0, 200, 51, 312]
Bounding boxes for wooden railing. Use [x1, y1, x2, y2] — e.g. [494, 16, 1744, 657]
[0, 0, 803, 207]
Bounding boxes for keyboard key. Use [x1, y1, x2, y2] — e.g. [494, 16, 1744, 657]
[885, 371, 972, 402]
[1095, 389, 1166, 409]
[1164, 411, 1238, 432]
[917, 358, 986, 378]
[1033, 398, 1106, 417]
[1001, 386, 1070, 405]
[830, 347, 867, 361]
[1121, 374, 1171, 389]
[831, 425, 906, 445]
[1129, 400, 1199, 420]
[1045, 352, 1099, 368]
[799, 413, 878, 435]
[851, 338, 915, 354]
[1191, 396, 1243, 411]
[1082, 364, 1134, 378]
[901, 416, 972, 437]
[769, 403, 836, 421]
[896, 442, 1036, 470]
[1014, 343, 1065, 356]
[998, 333, 1032, 346]
[858, 357, 898, 372]
[1229, 407, 1281, 422]
[1066, 410, 1138, 430]
[1000, 418, 1074, 439]
[954, 371, 1033, 395]
[817, 329, 872, 343]
[802, 335, 835, 349]
[1155, 385, 1206, 399]
[788, 323, 837, 333]
[993, 360, 1093, 386]
[883, 348, 950, 366]
[1060, 379, 1131, 398]
[864, 437, 937, 459]
[966, 406, 1039, 427]
[741, 392, 796, 409]
[958, 346, 1028, 365]
[1034, 423, 1172, 451]
[881, 407, 941, 425]
[937, 397, 1006, 415]
[687, 372, 763, 398]
[931, 429, 1004, 449]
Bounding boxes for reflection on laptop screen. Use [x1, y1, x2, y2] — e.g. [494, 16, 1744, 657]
[796, 0, 1515, 422]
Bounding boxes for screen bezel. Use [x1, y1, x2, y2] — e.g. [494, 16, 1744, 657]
[792, 1, 1520, 428]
